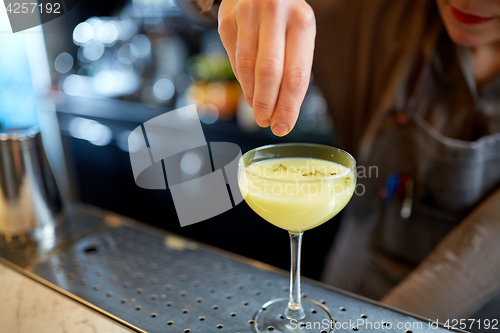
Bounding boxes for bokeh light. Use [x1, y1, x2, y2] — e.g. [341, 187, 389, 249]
[153, 78, 175, 101]
[98, 22, 120, 46]
[180, 151, 203, 175]
[69, 117, 112, 146]
[117, 43, 139, 63]
[54, 52, 74, 74]
[62, 74, 83, 96]
[131, 34, 151, 58]
[73, 22, 93, 45]
[198, 104, 219, 124]
[82, 40, 105, 61]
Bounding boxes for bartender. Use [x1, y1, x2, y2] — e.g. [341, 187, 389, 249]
[190, 0, 500, 325]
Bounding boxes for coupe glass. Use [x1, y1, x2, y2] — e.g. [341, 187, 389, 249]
[238, 143, 356, 333]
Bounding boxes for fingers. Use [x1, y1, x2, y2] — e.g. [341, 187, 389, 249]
[218, 3, 238, 80]
[252, 0, 286, 128]
[218, 0, 316, 135]
[271, 4, 316, 136]
[235, 0, 258, 109]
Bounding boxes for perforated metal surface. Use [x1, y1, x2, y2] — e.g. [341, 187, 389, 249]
[0, 204, 464, 333]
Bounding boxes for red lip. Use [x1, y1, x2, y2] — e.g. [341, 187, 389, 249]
[451, 7, 494, 24]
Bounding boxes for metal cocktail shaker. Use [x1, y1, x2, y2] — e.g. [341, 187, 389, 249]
[0, 127, 63, 240]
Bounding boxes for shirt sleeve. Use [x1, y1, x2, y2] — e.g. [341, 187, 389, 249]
[381, 187, 500, 320]
[194, 0, 219, 12]
[175, 0, 220, 24]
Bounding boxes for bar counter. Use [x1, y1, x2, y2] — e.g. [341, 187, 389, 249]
[0, 203, 463, 333]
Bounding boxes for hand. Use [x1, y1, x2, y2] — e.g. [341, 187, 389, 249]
[218, 0, 316, 136]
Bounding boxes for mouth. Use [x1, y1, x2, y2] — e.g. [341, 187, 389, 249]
[451, 6, 495, 25]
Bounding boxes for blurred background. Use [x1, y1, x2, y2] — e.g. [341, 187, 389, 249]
[0, 0, 339, 280]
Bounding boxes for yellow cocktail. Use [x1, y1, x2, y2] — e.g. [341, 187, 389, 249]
[239, 158, 355, 233]
[238, 143, 356, 333]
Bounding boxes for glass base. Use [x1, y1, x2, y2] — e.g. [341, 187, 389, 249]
[253, 297, 335, 333]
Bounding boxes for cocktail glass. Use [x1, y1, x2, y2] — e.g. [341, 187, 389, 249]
[238, 143, 357, 333]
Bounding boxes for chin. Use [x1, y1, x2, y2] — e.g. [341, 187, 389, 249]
[445, 26, 484, 47]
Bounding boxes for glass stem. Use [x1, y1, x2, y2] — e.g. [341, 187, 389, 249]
[285, 232, 305, 320]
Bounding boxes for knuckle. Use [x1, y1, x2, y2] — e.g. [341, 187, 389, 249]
[291, 5, 315, 29]
[253, 99, 274, 112]
[273, 103, 299, 124]
[285, 67, 309, 91]
[257, 59, 282, 80]
[219, 15, 232, 30]
[264, 0, 282, 16]
[276, 104, 298, 122]
[280, 103, 297, 115]
[218, 16, 232, 35]
[238, 0, 254, 12]
[236, 56, 255, 76]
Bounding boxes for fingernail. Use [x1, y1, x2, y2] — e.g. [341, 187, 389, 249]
[256, 118, 270, 128]
[272, 123, 289, 136]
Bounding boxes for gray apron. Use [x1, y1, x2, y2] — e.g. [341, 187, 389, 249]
[322, 31, 500, 322]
